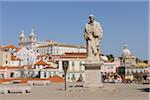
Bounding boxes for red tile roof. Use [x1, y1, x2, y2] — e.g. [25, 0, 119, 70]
[47, 60, 55, 63]
[0, 78, 28, 84]
[65, 52, 86, 56]
[34, 60, 49, 65]
[0, 76, 64, 84]
[0, 66, 33, 70]
[37, 45, 49, 48]
[43, 65, 56, 69]
[11, 55, 23, 61]
[37, 54, 49, 57]
[48, 75, 64, 83]
[37, 54, 51, 59]
[60, 52, 86, 59]
[135, 62, 150, 67]
[16, 48, 21, 52]
[0, 66, 24, 69]
[3, 45, 17, 49]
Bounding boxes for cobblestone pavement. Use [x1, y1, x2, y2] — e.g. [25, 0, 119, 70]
[0, 83, 149, 100]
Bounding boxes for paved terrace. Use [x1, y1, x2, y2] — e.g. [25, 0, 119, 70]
[0, 83, 149, 100]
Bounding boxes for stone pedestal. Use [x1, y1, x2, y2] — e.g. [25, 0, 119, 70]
[83, 62, 103, 88]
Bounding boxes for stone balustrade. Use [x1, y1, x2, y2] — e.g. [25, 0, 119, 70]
[0, 84, 31, 94]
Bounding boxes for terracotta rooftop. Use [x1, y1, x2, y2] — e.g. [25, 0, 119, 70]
[11, 55, 23, 61]
[48, 75, 64, 83]
[135, 62, 150, 67]
[65, 52, 86, 56]
[37, 54, 49, 57]
[60, 52, 86, 59]
[37, 54, 51, 59]
[0, 66, 24, 69]
[43, 65, 56, 69]
[37, 45, 49, 48]
[0, 76, 64, 84]
[0, 78, 28, 84]
[16, 48, 21, 52]
[3, 45, 17, 49]
[47, 60, 55, 62]
[0, 66, 33, 70]
[0, 45, 3, 49]
[34, 60, 49, 65]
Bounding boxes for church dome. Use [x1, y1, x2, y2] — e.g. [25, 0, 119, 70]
[29, 28, 35, 37]
[19, 30, 25, 38]
[122, 44, 132, 57]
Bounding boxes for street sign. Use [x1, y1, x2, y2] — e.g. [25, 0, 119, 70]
[62, 61, 69, 91]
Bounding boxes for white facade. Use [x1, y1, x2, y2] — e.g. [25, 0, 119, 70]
[60, 60, 85, 82]
[55, 53, 86, 82]
[10, 60, 24, 66]
[36, 44, 86, 55]
[10, 55, 24, 66]
[18, 29, 86, 56]
[126, 67, 145, 74]
[101, 58, 120, 74]
[40, 69, 60, 78]
[0, 67, 25, 79]
[125, 65, 150, 74]
[16, 47, 37, 65]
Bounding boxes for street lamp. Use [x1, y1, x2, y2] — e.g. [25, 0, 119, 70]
[62, 61, 69, 91]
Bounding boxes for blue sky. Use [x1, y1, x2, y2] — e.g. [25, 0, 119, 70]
[0, 1, 149, 60]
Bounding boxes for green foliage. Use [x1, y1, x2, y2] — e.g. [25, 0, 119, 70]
[106, 54, 114, 62]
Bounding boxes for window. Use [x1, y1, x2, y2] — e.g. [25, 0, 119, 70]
[72, 61, 75, 67]
[68, 77, 70, 79]
[10, 73, 14, 77]
[44, 72, 47, 77]
[131, 70, 133, 73]
[78, 74, 83, 82]
[71, 74, 76, 81]
[68, 74, 70, 79]
[80, 61, 82, 66]
[111, 66, 113, 69]
[6, 61, 8, 64]
[55, 61, 59, 69]
[72, 62, 75, 72]
[79, 62, 82, 71]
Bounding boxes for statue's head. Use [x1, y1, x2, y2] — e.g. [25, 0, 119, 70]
[89, 14, 95, 23]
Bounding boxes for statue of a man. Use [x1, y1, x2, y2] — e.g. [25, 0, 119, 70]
[84, 15, 103, 62]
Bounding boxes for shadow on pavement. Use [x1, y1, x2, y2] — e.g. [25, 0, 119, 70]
[138, 88, 150, 92]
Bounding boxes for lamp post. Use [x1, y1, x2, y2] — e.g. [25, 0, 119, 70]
[62, 61, 69, 91]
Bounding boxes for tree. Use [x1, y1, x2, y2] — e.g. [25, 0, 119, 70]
[143, 60, 148, 64]
[106, 54, 114, 62]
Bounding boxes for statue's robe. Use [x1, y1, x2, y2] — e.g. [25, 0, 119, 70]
[84, 21, 103, 62]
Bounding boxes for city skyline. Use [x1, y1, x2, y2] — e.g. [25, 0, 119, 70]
[0, 1, 149, 60]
